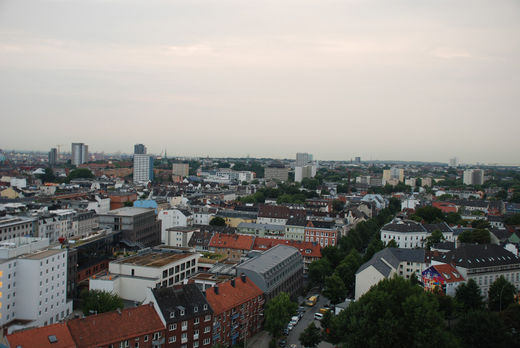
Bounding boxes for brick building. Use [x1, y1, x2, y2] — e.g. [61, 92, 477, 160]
[145, 284, 213, 348]
[206, 276, 264, 347]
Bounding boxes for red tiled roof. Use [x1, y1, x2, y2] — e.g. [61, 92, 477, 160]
[67, 305, 164, 347]
[252, 237, 321, 258]
[7, 323, 76, 348]
[258, 204, 291, 219]
[206, 276, 263, 315]
[432, 263, 464, 283]
[209, 233, 254, 250]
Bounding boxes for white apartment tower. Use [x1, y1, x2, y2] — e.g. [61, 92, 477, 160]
[296, 153, 313, 167]
[133, 154, 154, 183]
[71, 142, 88, 166]
[0, 237, 73, 333]
[463, 169, 484, 186]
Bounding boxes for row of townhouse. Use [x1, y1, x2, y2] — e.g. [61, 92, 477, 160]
[7, 278, 266, 348]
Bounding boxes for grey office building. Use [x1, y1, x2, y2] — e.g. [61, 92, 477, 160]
[49, 148, 57, 166]
[71, 142, 88, 166]
[98, 207, 161, 248]
[236, 244, 303, 301]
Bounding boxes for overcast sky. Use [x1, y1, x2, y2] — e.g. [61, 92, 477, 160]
[1, 0, 519, 164]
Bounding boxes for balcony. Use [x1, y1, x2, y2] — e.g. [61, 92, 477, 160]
[152, 337, 165, 345]
[181, 337, 188, 344]
[182, 325, 188, 331]
[194, 333, 199, 340]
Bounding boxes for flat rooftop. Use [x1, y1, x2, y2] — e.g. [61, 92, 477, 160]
[166, 226, 199, 232]
[114, 251, 195, 267]
[23, 248, 64, 260]
[103, 207, 153, 216]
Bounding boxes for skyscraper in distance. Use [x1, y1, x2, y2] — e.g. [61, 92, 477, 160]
[134, 144, 147, 154]
[48, 148, 57, 166]
[134, 154, 154, 183]
[71, 143, 88, 166]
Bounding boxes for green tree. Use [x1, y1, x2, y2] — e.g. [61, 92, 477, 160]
[505, 213, 520, 225]
[455, 310, 512, 348]
[37, 167, 57, 183]
[299, 323, 322, 348]
[332, 199, 345, 213]
[471, 219, 490, 229]
[426, 229, 444, 249]
[209, 216, 226, 226]
[488, 276, 517, 311]
[264, 292, 297, 338]
[455, 279, 484, 312]
[308, 258, 332, 286]
[328, 277, 457, 347]
[323, 273, 347, 305]
[66, 168, 94, 182]
[458, 229, 490, 244]
[386, 239, 398, 248]
[335, 249, 362, 294]
[81, 289, 123, 315]
[414, 206, 444, 223]
[445, 212, 464, 225]
[500, 304, 520, 345]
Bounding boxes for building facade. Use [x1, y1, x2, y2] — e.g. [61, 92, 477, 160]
[98, 207, 161, 248]
[236, 244, 303, 301]
[71, 143, 88, 166]
[206, 276, 264, 347]
[145, 284, 214, 348]
[134, 154, 154, 183]
[0, 237, 73, 332]
[89, 250, 199, 302]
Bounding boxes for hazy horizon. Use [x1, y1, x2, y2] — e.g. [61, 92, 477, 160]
[1, 1, 519, 165]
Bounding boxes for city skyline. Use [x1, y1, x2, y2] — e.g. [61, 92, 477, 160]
[1, 0, 519, 165]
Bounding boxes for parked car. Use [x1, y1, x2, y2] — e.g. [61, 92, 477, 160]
[314, 312, 324, 321]
[279, 339, 287, 347]
[290, 315, 299, 325]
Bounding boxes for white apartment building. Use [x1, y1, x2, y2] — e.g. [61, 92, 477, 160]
[89, 250, 199, 302]
[355, 248, 427, 300]
[463, 169, 485, 186]
[380, 220, 454, 249]
[434, 244, 520, 299]
[158, 209, 193, 243]
[37, 210, 78, 243]
[164, 227, 197, 248]
[0, 237, 73, 333]
[0, 216, 36, 241]
[133, 154, 153, 183]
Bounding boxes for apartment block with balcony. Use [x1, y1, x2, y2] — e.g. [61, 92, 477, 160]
[145, 284, 214, 348]
[206, 276, 264, 347]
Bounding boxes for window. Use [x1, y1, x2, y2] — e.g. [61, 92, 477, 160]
[203, 338, 210, 345]
[144, 335, 148, 342]
[204, 326, 210, 333]
[169, 323, 177, 331]
[194, 341, 199, 348]
[194, 318, 200, 325]
[203, 304, 208, 311]
[204, 315, 211, 322]
[194, 306, 198, 313]
[169, 336, 176, 343]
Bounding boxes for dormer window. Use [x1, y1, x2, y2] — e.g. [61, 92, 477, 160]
[180, 309, 185, 316]
[170, 312, 175, 318]
[194, 306, 198, 313]
[203, 304, 208, 310]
